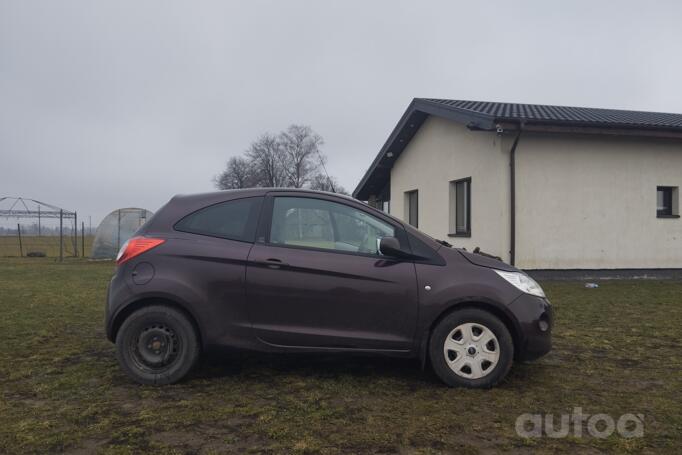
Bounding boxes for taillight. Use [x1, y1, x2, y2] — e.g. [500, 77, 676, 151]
[116, 236, 165, 265]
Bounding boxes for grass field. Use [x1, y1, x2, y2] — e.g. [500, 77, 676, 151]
[0, 235, 95, 258]
[0, 258, 681, 454]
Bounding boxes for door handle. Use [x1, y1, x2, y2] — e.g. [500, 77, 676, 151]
[263, 258, 288, 269]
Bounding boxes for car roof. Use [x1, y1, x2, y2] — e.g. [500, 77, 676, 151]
[172, 188, 357, 203]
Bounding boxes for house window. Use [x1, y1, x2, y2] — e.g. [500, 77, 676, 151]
[449, 178, 471, 236]
[382, 200, 390, 214]
[405, 190, 418, 227]
[657, 186, 679, 218]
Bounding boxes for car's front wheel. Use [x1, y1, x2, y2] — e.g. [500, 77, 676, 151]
[429, 308, 513, 388]
[115, 305, 200, 385]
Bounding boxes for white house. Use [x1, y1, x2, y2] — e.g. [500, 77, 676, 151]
[353, 99, 682, 271]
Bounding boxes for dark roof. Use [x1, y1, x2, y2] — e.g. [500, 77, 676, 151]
[422, 99, 682, 130]
[353, 98, 682, 199]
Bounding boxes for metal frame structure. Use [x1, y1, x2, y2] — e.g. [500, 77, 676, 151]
[1, 197, 78, 260]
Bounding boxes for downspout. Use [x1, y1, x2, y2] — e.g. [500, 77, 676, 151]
[508, 125, 523, 266]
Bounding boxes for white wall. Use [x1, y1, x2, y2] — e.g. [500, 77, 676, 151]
[516, 133, 682, 269]
[388, 116, 682, 269]
[390, 116, 511, 260]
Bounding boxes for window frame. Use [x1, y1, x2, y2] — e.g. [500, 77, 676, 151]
[173, 196, 264, 243]
[405, 190, 419, 228]
[657, 186, 680, 219]
[448, 177, 472, 237]
[260, 193, 409, 259]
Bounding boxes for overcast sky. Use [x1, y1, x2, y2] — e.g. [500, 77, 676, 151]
[2, 0, 682, 225]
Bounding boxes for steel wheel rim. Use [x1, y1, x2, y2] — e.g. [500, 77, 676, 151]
[443, 322, 500, 379]
[130, 324, 180, 373]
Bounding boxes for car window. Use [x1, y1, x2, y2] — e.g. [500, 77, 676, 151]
[270, 197, 394, 254]
[174, 197, 262, 242]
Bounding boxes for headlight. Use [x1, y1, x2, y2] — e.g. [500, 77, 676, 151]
[494, 270, 546, 298]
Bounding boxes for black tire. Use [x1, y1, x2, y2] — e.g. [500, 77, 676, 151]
[115, 305, 200, 385]
[429, 308, 514, 388]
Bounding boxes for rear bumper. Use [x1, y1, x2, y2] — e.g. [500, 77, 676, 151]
[105, 280, 113, 341]
[508, 293, 553, 361]
[105, 268, 133, 343]
[104, 276, 120, 343]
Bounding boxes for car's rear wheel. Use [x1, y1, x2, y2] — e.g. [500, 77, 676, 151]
[429, 308, 513, 388]
[115, 305, 200, 385]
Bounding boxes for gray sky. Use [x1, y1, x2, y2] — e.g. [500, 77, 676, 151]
[2, 0, 682, 225]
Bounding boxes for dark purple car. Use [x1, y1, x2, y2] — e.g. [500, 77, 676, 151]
[106, 189, 551, 388]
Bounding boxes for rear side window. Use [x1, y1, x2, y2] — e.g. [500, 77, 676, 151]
[174, 197, 262, 242]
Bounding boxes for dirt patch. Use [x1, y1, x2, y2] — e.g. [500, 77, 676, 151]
[63, 438, 109, 455]
[150, 424, 265, 454]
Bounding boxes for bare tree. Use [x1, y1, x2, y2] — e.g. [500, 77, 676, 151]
[309, 173, 347, 194]
[214, 156, 255, 190]
[279, 125, 323, 188]
[246, 133, 286, 187]
[214, 125, 345, 193]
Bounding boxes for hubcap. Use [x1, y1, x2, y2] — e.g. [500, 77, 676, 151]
[443, 322, 500, 379]
[132, 324, 179, 371]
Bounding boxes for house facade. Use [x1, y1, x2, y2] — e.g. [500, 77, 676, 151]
[353, 99, 682, 270]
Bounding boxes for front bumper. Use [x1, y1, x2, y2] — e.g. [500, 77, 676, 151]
[508, 293, 553, 361]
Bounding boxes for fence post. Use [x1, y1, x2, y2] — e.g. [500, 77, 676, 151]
[59, 209, 63, 262]
[81, 221, 85, 258]
[38, 206, 41, 236]
[17, 223, 23, 257]
[74, 212, 78, 257]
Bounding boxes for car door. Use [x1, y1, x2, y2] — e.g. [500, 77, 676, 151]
[168, 195, 264, 345]
[246, 193, 419, 351]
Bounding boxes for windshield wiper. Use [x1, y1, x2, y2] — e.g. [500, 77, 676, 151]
[435, 239, 452, 248]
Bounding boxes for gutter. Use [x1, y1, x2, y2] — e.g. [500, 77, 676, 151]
[508, 124, 523, 266]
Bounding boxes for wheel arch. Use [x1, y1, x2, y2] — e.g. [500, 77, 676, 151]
[419, 300, 522, 368]
[110, 297, 204, 349]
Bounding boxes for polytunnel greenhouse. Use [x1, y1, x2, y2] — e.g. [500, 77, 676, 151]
[91, 208, 154, 259]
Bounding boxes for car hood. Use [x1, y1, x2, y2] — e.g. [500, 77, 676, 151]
[456, 249, 518, 272]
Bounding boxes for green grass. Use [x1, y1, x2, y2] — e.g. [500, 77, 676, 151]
[0, 258, 681, 454]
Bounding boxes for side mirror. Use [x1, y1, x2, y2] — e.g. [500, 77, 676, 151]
[378, 236, 410, 258]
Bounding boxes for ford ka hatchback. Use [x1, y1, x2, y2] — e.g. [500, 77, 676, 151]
[105, 189, 552, 388]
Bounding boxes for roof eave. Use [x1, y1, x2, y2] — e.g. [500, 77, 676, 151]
[352, 99, 497, 199]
